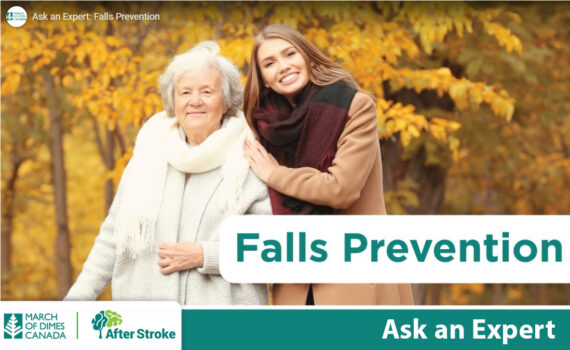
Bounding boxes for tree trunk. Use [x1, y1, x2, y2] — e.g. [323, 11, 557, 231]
[381, 139, 446, 305]
[412, 284, 426, 305]
[1, 153, 27, 285]
[534, 284, 549, 305]
[103, 128, 115, 212]
[92, 119, 116, 214]
[380, 78, 454, 306]
[493, 284, 504, 304]
[430, 284, 442, 305]
[215, 2, 225, 40]
[44, 73, 72, 299]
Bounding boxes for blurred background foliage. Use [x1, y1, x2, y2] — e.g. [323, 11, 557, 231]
[1, 1, 569, 304]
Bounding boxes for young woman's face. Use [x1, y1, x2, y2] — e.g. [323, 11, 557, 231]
[257, 38, 310, 104]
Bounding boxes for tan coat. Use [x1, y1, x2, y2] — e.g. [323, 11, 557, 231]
[266, 92, 414, 305]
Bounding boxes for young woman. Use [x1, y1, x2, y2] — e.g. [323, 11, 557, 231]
[243, 24, 414, 305]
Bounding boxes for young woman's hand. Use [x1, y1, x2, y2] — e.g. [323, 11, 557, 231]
[157, 242, 204, 275]
[243, 139, 279, 183]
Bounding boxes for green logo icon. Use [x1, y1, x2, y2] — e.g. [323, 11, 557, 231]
[92, 310, 122, 339]
[6, 6, 28, 28]
[3, 313, 23, 339]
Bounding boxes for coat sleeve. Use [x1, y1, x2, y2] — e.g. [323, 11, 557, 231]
[266, 93, 379, 209]
[197, 171, 271, 275]
[64, 164, 131, 300]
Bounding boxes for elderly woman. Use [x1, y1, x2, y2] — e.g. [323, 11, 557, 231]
[65, 41, 270, 305]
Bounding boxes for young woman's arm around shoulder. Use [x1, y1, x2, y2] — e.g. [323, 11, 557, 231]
[245, 92, 379, 210]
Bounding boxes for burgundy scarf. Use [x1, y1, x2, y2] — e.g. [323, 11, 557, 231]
[252, 81, 357, 214]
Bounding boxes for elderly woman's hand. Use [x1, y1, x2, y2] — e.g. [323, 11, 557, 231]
[158, 242, 204, 275]
[243, 139, 279, 183]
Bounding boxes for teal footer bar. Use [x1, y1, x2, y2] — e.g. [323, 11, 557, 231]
[181, 309, 569, 350]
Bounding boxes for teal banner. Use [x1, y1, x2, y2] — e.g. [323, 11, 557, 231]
[181, 309, 569, 349]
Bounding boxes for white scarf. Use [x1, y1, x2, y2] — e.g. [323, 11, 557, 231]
[115, 111, 254, 258]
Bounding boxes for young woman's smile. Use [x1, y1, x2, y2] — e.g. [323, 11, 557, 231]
[280, 72, 299, 85]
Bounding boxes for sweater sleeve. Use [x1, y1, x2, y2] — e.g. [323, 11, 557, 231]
[196, 241, 219, 275]
[197, 170, 271, 275]
[64, 164, 130, 300]
[266, 93, 378, 209]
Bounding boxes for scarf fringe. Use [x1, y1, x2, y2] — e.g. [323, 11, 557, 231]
[117, 217, 156, 259]
[220, 125, 253, 215]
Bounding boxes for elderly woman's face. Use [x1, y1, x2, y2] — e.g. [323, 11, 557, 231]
[174, 67, 226, 144]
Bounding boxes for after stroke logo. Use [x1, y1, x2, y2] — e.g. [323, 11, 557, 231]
[92, 310, 123, 339]
[3, 313, 23, 339]
[90, 310, 176, 340]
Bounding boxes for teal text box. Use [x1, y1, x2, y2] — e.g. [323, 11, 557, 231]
[181, 308, 569, 349]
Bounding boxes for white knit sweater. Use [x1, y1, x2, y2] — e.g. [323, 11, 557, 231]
[65, 162, 270, 305]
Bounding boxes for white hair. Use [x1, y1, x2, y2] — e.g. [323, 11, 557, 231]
[158, 41, 243, 118]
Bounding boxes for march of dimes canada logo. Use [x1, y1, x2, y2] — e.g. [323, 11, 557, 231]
[91, 310, 176, 340]
[3, 312, 66, 340]
[6, 6, 28, 27]
[4, 313, 23, 339]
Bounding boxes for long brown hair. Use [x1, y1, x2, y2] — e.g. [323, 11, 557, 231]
[244, 24, 362, 125]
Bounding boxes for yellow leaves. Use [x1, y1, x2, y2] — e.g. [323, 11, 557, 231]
[430, 118, 462, 161]
[377, 99, 429, 146]
[483, 22, 523, 53]
[504, 11, 522, 24]
[445, 284, 485, 304]
[404, 2, 473, 55]
[101, 73, 111, 88]
[1, 74, 21, 96]
[32, 55, 55, 72]
[110, 150, 133, 185]
[377, 98, 462, 157]
[3, 63, 24, 75]
[468, 86, 483, 106]
[402, 2, 522, 59]
[54, 31, 78, 50]
[268, 4, 304, 29]
[305, 28, 330, 50]
[105, 36, 121, 47]
[394, 68, 516, 121]
[144, 103, 157, 120]
[384, 180, 420, 214]
[448, 136, 460, 161]
[431, 118, 460, 138]
[34, 31, 47, 43]
[219, 37, 254, 67]
[449, 5, 473, 38]
[313, 2, 350, 22]
[192, 4, 223, 22]
[359, 24, 419, 65]
[448, 82, 470, 110]
[75, 45, 88, 64]
[87, 101, 101, 116]
[505, 285, 524, 303]
[490, 95, 515, 122]
[1, 63, 25, 95]
[62, 75, 73, 88]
